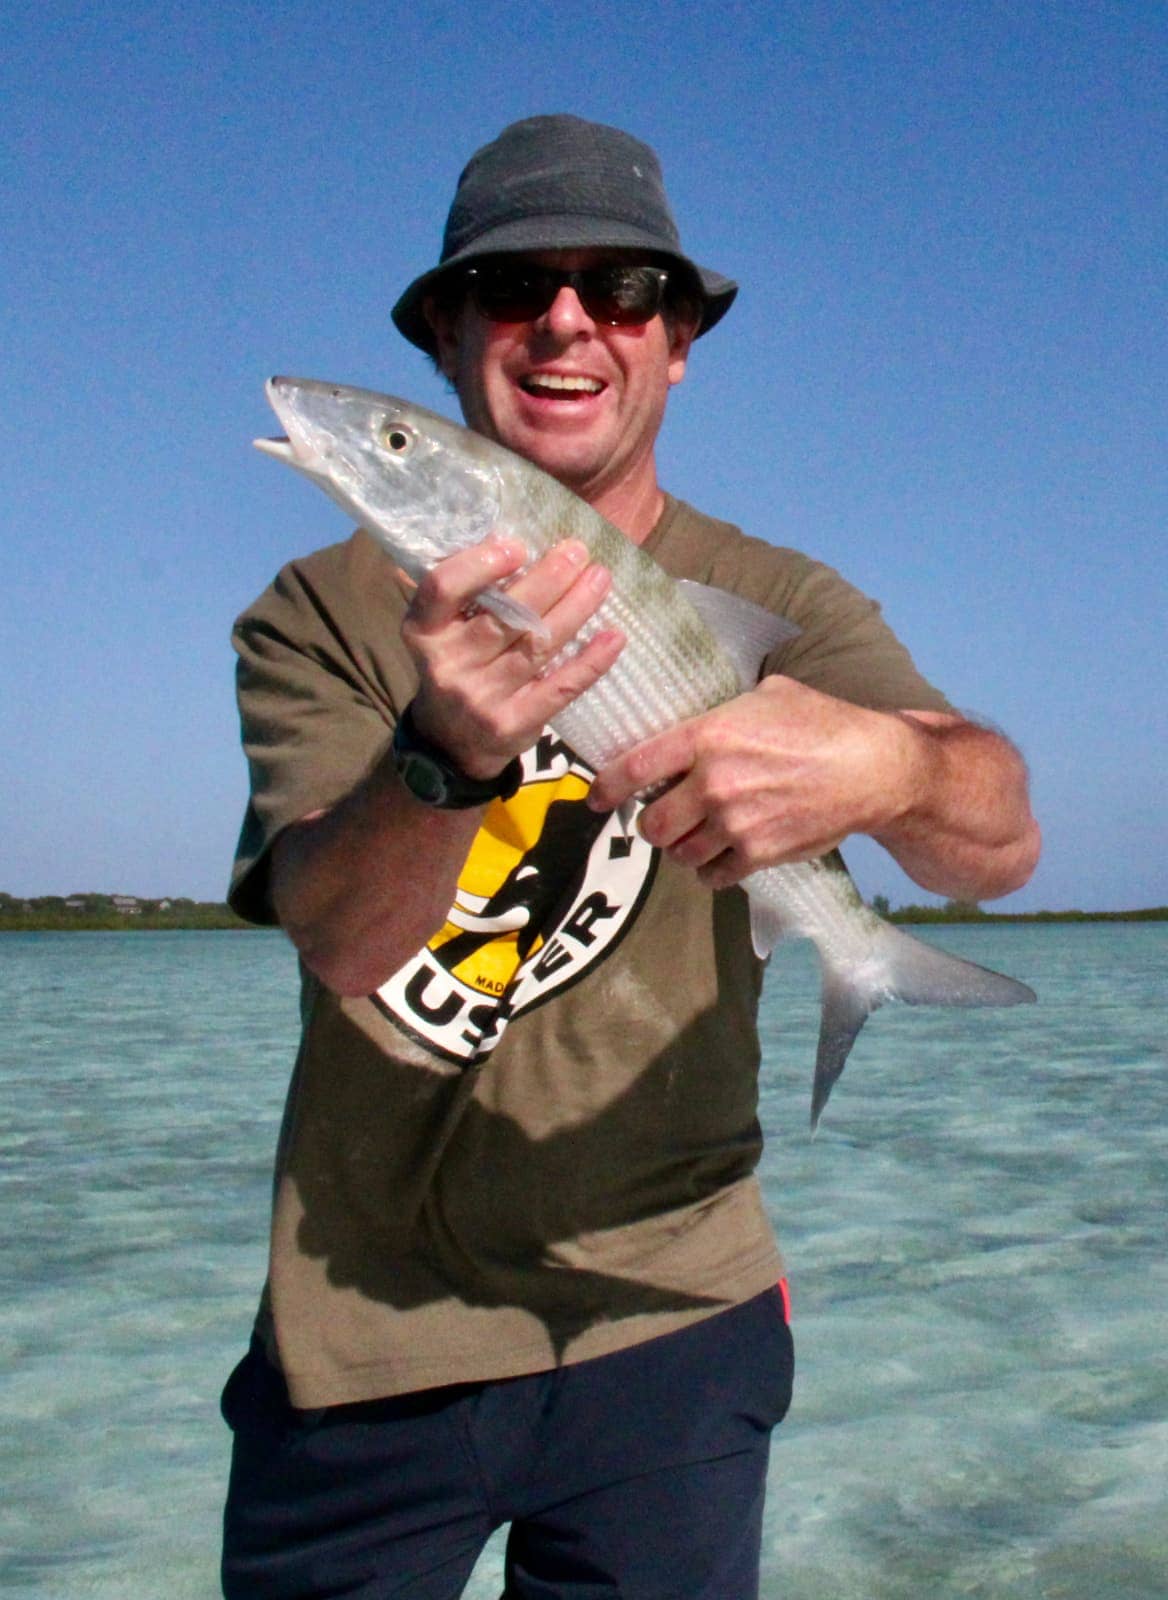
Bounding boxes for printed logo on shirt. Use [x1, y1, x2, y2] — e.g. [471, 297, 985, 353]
[372, 731, 657, 1063]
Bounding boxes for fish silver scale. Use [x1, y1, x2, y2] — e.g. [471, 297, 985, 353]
[494, 464, 742, 768]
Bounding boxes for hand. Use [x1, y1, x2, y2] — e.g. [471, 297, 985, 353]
[587, 675, 918, 889]
[401, 535, 624, 778]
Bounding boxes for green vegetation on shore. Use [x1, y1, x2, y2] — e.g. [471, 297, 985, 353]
[872, 897, 1167, 925]
[2, 890, 1165, 933]
[0, 892, 251, 931]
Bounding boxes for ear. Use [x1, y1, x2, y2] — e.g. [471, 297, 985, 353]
[666, 315, 698, 388]
[423, 296, 460, 381]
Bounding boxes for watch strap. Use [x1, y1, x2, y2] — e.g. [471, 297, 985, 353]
[391, 702, 522, 809]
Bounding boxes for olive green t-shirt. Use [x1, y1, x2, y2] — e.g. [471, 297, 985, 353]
[230, 495, 951, 1407]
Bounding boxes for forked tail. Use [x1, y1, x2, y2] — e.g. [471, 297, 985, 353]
[811, 922, 1036, 1130]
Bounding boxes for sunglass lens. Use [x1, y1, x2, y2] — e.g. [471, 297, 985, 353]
[468, 263, 667, 325]
[585, 265, 665, 324]
[471, 265, 554, 322]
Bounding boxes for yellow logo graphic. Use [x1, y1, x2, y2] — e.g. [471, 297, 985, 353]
[373, 733, 657, 1063]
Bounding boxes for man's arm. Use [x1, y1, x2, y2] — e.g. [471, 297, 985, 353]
[586, 674, 1040, 902]
[269, 535, 623, 996]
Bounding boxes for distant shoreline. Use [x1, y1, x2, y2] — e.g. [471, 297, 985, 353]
[886, 906, 1167, 925]
[2, 894, 1165, 932]
[0, 895, 252, 932]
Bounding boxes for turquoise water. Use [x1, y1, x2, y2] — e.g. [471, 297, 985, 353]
[1, 925, 1164, 1597]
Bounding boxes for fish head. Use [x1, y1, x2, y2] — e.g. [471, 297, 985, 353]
[257, 378, 503, 577]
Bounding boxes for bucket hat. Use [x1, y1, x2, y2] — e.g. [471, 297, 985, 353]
[392, 114, 737, 355]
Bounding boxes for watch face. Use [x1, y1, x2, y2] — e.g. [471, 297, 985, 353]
[399, 751, 448, 806]
[392, 709, 521, 808]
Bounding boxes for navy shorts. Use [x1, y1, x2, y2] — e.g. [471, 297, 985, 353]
[221, 1284, 793, 1599]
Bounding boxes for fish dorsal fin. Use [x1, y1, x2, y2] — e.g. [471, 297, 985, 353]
[676, 580, 800, 691]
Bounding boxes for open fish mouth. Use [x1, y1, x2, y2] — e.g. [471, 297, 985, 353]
[254, 434, 296, 463]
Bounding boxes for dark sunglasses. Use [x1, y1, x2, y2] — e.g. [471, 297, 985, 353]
[464, 261, 670, 327]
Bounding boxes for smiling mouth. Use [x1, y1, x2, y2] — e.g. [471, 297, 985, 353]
[520, 373, 605, 399]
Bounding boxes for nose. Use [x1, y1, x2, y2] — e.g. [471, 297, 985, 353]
[539, 285, 596, 339]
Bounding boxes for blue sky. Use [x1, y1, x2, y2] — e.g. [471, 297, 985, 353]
[3, 1, 1164, 911]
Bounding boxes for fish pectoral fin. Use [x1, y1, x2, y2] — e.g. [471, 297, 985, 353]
[747, 894, 787, 960]
[474, 585, 552, 647]
[676, 580, 800, 691]
[615, 797, 640, 835]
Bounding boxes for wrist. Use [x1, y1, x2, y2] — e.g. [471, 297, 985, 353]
[391, 701, 522, 810]
[871, 711, 938, 842]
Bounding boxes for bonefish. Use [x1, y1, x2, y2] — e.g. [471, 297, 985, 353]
[257, 377, 1035, 1127]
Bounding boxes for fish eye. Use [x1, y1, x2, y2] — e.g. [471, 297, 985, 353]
[380, 421, 415, 455]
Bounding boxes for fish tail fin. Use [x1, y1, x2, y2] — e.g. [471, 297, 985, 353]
[810, 923, 1036, 1132]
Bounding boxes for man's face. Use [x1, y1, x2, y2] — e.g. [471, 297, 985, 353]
[426, 250, 696, 517]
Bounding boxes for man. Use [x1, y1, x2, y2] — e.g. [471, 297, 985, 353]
[221, 115, 1039, 1598]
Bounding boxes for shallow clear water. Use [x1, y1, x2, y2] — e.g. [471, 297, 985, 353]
[1, 925, 1164, 1598]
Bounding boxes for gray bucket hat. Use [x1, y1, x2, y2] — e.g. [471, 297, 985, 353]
[392, 114, 737, 356]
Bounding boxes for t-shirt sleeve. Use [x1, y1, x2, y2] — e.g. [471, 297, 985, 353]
[227, 534, 416, 924]
[653, 501, 954, 714]
[759, 554, 954, 713]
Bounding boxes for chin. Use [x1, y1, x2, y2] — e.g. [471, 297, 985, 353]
[537, 455, 609, 496]
[505, 434, 596, 479]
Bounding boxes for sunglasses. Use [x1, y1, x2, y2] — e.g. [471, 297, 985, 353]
[464, 261, 670, 327]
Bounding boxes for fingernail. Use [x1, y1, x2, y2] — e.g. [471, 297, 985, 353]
[558, 540, 588, 567]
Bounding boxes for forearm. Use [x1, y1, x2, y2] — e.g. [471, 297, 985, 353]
[588, 680, 1040, 902]
[872, 712, 1041, 902]
[270, 752, 483, 996]
[267, 534, 623, 995]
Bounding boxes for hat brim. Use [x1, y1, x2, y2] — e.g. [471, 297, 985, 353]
[392, 218, 737, 355]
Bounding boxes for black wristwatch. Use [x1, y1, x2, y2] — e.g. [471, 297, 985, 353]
[390, 702, 523, 810]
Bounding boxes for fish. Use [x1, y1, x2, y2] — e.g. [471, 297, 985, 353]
[256, 377, 1036, 1128]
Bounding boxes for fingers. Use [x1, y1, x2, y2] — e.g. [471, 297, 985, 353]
[468, 543, 615, 673]
[506, 539, 591, 618]
[402, 535, 624, 772]
[403, 535, 528, 634]
[521, 622, 625, 718]
[586, 693, 850, 888]
[405, 537, 610, 661]
[587, 724, 695, 814]
[586, 721, 742, 873]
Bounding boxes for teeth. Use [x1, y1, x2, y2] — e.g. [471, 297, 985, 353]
[524, 374, 603, 395]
